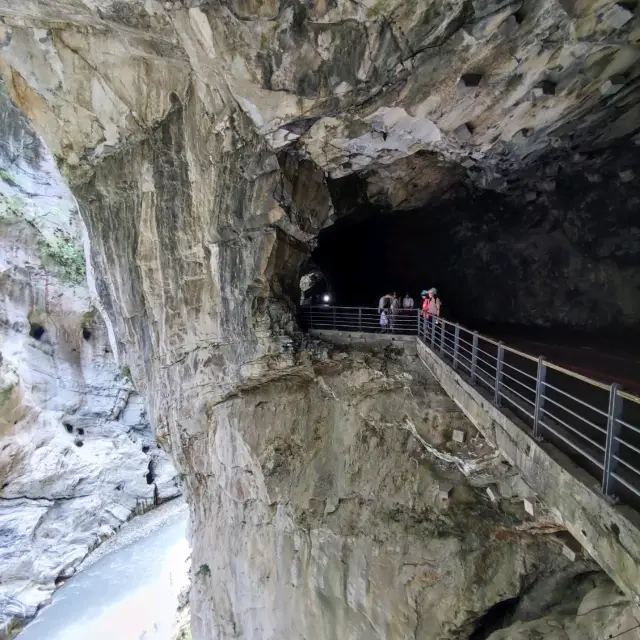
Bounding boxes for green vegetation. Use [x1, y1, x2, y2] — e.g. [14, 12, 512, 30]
[0, 382, 15, 405]
[0, 168, 18, 184]
[0, 194, 27, 218]
[366, 0, 389, 18]
[196, 563, 211, 578]
[120, 365, 132, 381]
[40, 230, 86, 285]
[0, 193, 86, 285]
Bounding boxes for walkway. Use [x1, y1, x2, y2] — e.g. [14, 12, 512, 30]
[303, 306, 640, 606]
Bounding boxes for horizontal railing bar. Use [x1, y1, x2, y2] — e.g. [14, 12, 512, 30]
[612, 455, 640, 479]
[615, 436, 640, 457]
[476, 346, 498, 362]
[541, 394, 608, 435]
[500, 358, 538, 381]
[544, 360, 611, 390]
[475, 367, 495, 390]
[500, 369, 535, 394]
[500, 392, 536, 420]
[541, 381, 609, 418]
[540, 407, 606, 451]
[619, 389, 640, 404]
[475, 355, 498, 374]
[610, 472, 640, 499]
[500, 379, 535, 408]
[617, 418, 640, 435]
[538, 419, 605, 470]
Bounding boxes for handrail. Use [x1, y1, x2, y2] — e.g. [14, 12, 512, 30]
[300, 305, 640, 510]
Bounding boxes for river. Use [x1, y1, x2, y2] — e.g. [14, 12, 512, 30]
[17, 499, 189, 640]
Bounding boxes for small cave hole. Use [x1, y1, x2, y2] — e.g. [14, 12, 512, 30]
[82, 327, 92, 341]
[115, 482, 124, 491]
[610, 522, 620, 537]
[29, 322, 45, 340]
[460, 73, 483, 88]
[581, 529, 587, 537]
[76, 427, 84, 436]
[469, 596, 521, 640]
[74, 439, 84, 448]
[514, 7, 526, 23]
[63, 422, 73, 434]
[146, 461, 155, 485]
[142, 444, 150, 454]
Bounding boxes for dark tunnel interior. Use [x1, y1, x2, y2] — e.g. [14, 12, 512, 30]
[309, 143, 640, 349]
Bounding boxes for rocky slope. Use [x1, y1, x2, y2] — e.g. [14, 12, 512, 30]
[0, 83, 179, 634]
[0, 0, 638, 638]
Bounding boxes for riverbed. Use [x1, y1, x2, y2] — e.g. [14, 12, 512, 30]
[17, 499, 189, 640]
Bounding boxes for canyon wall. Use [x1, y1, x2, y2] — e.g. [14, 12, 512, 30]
[0, 82, 179, 634]
[0, 1, 638, 638]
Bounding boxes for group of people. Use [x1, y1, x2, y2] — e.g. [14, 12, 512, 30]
[377, 289, 441, 332]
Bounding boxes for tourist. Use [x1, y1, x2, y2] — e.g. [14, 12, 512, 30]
[426, 288, 442, 323]
[390, 292, 400, 331]
[379, 309, 389, 333]
[403, 293, 414, 309]
[378, 292, 391, 312]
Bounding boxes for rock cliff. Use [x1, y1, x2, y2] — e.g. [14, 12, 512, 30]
[0, 82, 179, 634]
[0, 0, 638, 638]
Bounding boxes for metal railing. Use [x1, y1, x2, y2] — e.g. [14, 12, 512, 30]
[299, 305, 420, 335]
[301, 306, 640, 510]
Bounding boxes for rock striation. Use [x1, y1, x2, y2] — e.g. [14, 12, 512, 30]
[0, 0, 638, 638]
[0, 82, 179, 634]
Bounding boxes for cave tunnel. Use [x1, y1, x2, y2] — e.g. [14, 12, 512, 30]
[309, 142, 640, 358]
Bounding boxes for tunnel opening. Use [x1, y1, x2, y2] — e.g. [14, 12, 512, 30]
[310, 143, 640, 357]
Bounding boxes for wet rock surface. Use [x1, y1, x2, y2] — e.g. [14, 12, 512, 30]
[0, 82, 179, 634]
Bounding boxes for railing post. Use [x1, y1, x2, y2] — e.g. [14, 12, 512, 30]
[453, 324, 460, 369]
[470, 332, 478, 383]
[439, 320, 446, 355]
[602, 383, 623, 498]
[332, 306, 336, 330]
[358, 308, 362, 332]
[416, 310, 420, 337]
[430, 318, 436, 349]
[494, 343, 504, 406]
[533, 357, 547, 441]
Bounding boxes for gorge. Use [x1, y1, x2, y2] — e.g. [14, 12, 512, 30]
[0, 0, 639, 638]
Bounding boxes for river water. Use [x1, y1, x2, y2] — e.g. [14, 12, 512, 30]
[17, 499, 189, 640]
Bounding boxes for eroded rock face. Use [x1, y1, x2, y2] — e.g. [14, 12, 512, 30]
[0, 1, 638, 638]
[0, 83, 179, 632]
[185, 341, 585, 639]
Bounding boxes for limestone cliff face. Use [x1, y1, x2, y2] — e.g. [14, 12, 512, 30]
[0, 1, 638, 638]
[0, 83, 180, 632]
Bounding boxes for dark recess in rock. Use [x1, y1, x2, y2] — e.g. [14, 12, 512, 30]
[142, 444, 150, 453]
[146, 460, 155, 485]
[63, 422, 73, 433]
[468, 596, 521, 639]
[29, 323, 45, 340]
[74, 439, 84, 447]
[460, 73, 483, 87]
[82, 327, 92, 340]
[76, 427, 84, 435]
